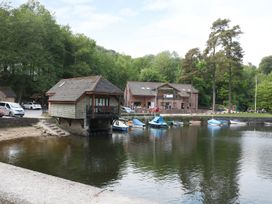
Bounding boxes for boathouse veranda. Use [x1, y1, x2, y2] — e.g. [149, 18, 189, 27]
[46, 76, 123, 135]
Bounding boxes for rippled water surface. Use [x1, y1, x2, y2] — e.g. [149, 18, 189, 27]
[1, 125, 272, 203]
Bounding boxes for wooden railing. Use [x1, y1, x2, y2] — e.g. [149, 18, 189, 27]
[86, 106, 119, 119]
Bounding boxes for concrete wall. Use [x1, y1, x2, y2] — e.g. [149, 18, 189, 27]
[59, 118, 87, 136]
[0, 162, 154, 204]
[49, 103, 76, 119]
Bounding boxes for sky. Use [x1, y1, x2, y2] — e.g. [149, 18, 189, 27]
[11, 0, 272, 66]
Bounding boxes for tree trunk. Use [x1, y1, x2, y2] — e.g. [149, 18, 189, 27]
[212, 70, 216, 113]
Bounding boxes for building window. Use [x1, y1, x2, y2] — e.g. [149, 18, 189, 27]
[95, 97, 109, 106]
[134, 101, 141, 107]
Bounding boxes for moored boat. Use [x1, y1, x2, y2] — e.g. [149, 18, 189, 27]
[207, 119, 222, 126]
[148, 116, 168, 128]
[132, 118, 146, 128]
[229, 120, 247, 125]
[112, 119, 129, 131]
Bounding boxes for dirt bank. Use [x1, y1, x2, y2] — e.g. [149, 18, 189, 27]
[0, 126, 44, 142]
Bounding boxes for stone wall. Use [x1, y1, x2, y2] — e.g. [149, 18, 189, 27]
[0, 118, 39, 128]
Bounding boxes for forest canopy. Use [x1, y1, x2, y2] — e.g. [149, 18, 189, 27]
[0, 0, 270, 112]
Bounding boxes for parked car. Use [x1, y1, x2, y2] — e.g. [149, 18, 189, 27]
[121, 106, 135, 113]
[23, 102, 42, 110]
[0, 107, 6, 117]
[0, 101, 25, 117]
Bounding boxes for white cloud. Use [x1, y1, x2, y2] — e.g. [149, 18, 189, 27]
[45, 2, 123, 32]
[143, 0, 171, 11]
[119, 8, 138, 17]
[129, 0, 272, 65]
[13, 0, 272, 65]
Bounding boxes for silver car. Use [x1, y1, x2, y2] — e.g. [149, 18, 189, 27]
[0, 101, 25, 117]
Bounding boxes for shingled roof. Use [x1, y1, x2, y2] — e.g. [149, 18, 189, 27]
[126, 81, 198, 97]
[47, 76, 123, 102]
[0, 86, 16, 98]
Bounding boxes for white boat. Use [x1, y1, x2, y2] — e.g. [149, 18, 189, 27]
[112, 119, 129, 131]
[229, 120, 247, 125]
[264, 122, 272, 126]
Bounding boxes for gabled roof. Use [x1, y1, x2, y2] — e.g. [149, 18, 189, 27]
[47, 76, 123, 102]
[127, 81, 162, 96]
[170, 83, 198, 93]
[0, 86, 16, 98]
[126, 81, 198, 97]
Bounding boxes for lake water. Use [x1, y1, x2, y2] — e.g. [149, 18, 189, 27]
[1, 125, 272, 203]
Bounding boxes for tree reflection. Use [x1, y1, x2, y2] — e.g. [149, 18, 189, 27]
[0, 136, 127, 187]
[127, 126, 242, 203]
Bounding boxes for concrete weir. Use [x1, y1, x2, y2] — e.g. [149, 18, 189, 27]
[0, 162, 155, 204]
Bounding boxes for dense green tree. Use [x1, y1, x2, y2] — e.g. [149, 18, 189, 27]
[220, 23, 243, 112]
[257, 73, 272, 111]
[259, 56, 272, 75]
[204, 19, 225, 112]
[0, 1, 258, 111]
[180, 48, 202, 84]
[204, 19, 243, 112]
[152, 51, 181, 83]
[139, 68, 165, 82]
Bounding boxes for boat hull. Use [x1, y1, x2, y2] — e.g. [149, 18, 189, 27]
[208, 119, 222, 126]
[112, 126, 128, 131]
[148, 122, 168, 128]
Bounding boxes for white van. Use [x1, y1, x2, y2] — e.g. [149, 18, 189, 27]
[0, 101, 25, 117]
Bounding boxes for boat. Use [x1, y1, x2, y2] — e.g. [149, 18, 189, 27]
[264, 122, 272, 126]
[169, 120, 184, 126]
[207, 119, 222, 126]
[131, 118, 146, 128]
[148, 116, 168, 128]
[217, 119, 229, 125]
[229, 120, 247, 125]
[112, 119, 129, 131]
[126, 120, 133, 127]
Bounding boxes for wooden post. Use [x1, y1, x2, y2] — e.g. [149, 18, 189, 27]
[92, 95, 95, 119]
[118, 95, 120, 115]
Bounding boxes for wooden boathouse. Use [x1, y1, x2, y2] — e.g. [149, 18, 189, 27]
[46, 76, 123, 135]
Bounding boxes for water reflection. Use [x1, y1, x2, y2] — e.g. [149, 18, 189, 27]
[0, 126, 272, 203]
[0, 136, 127, 187]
